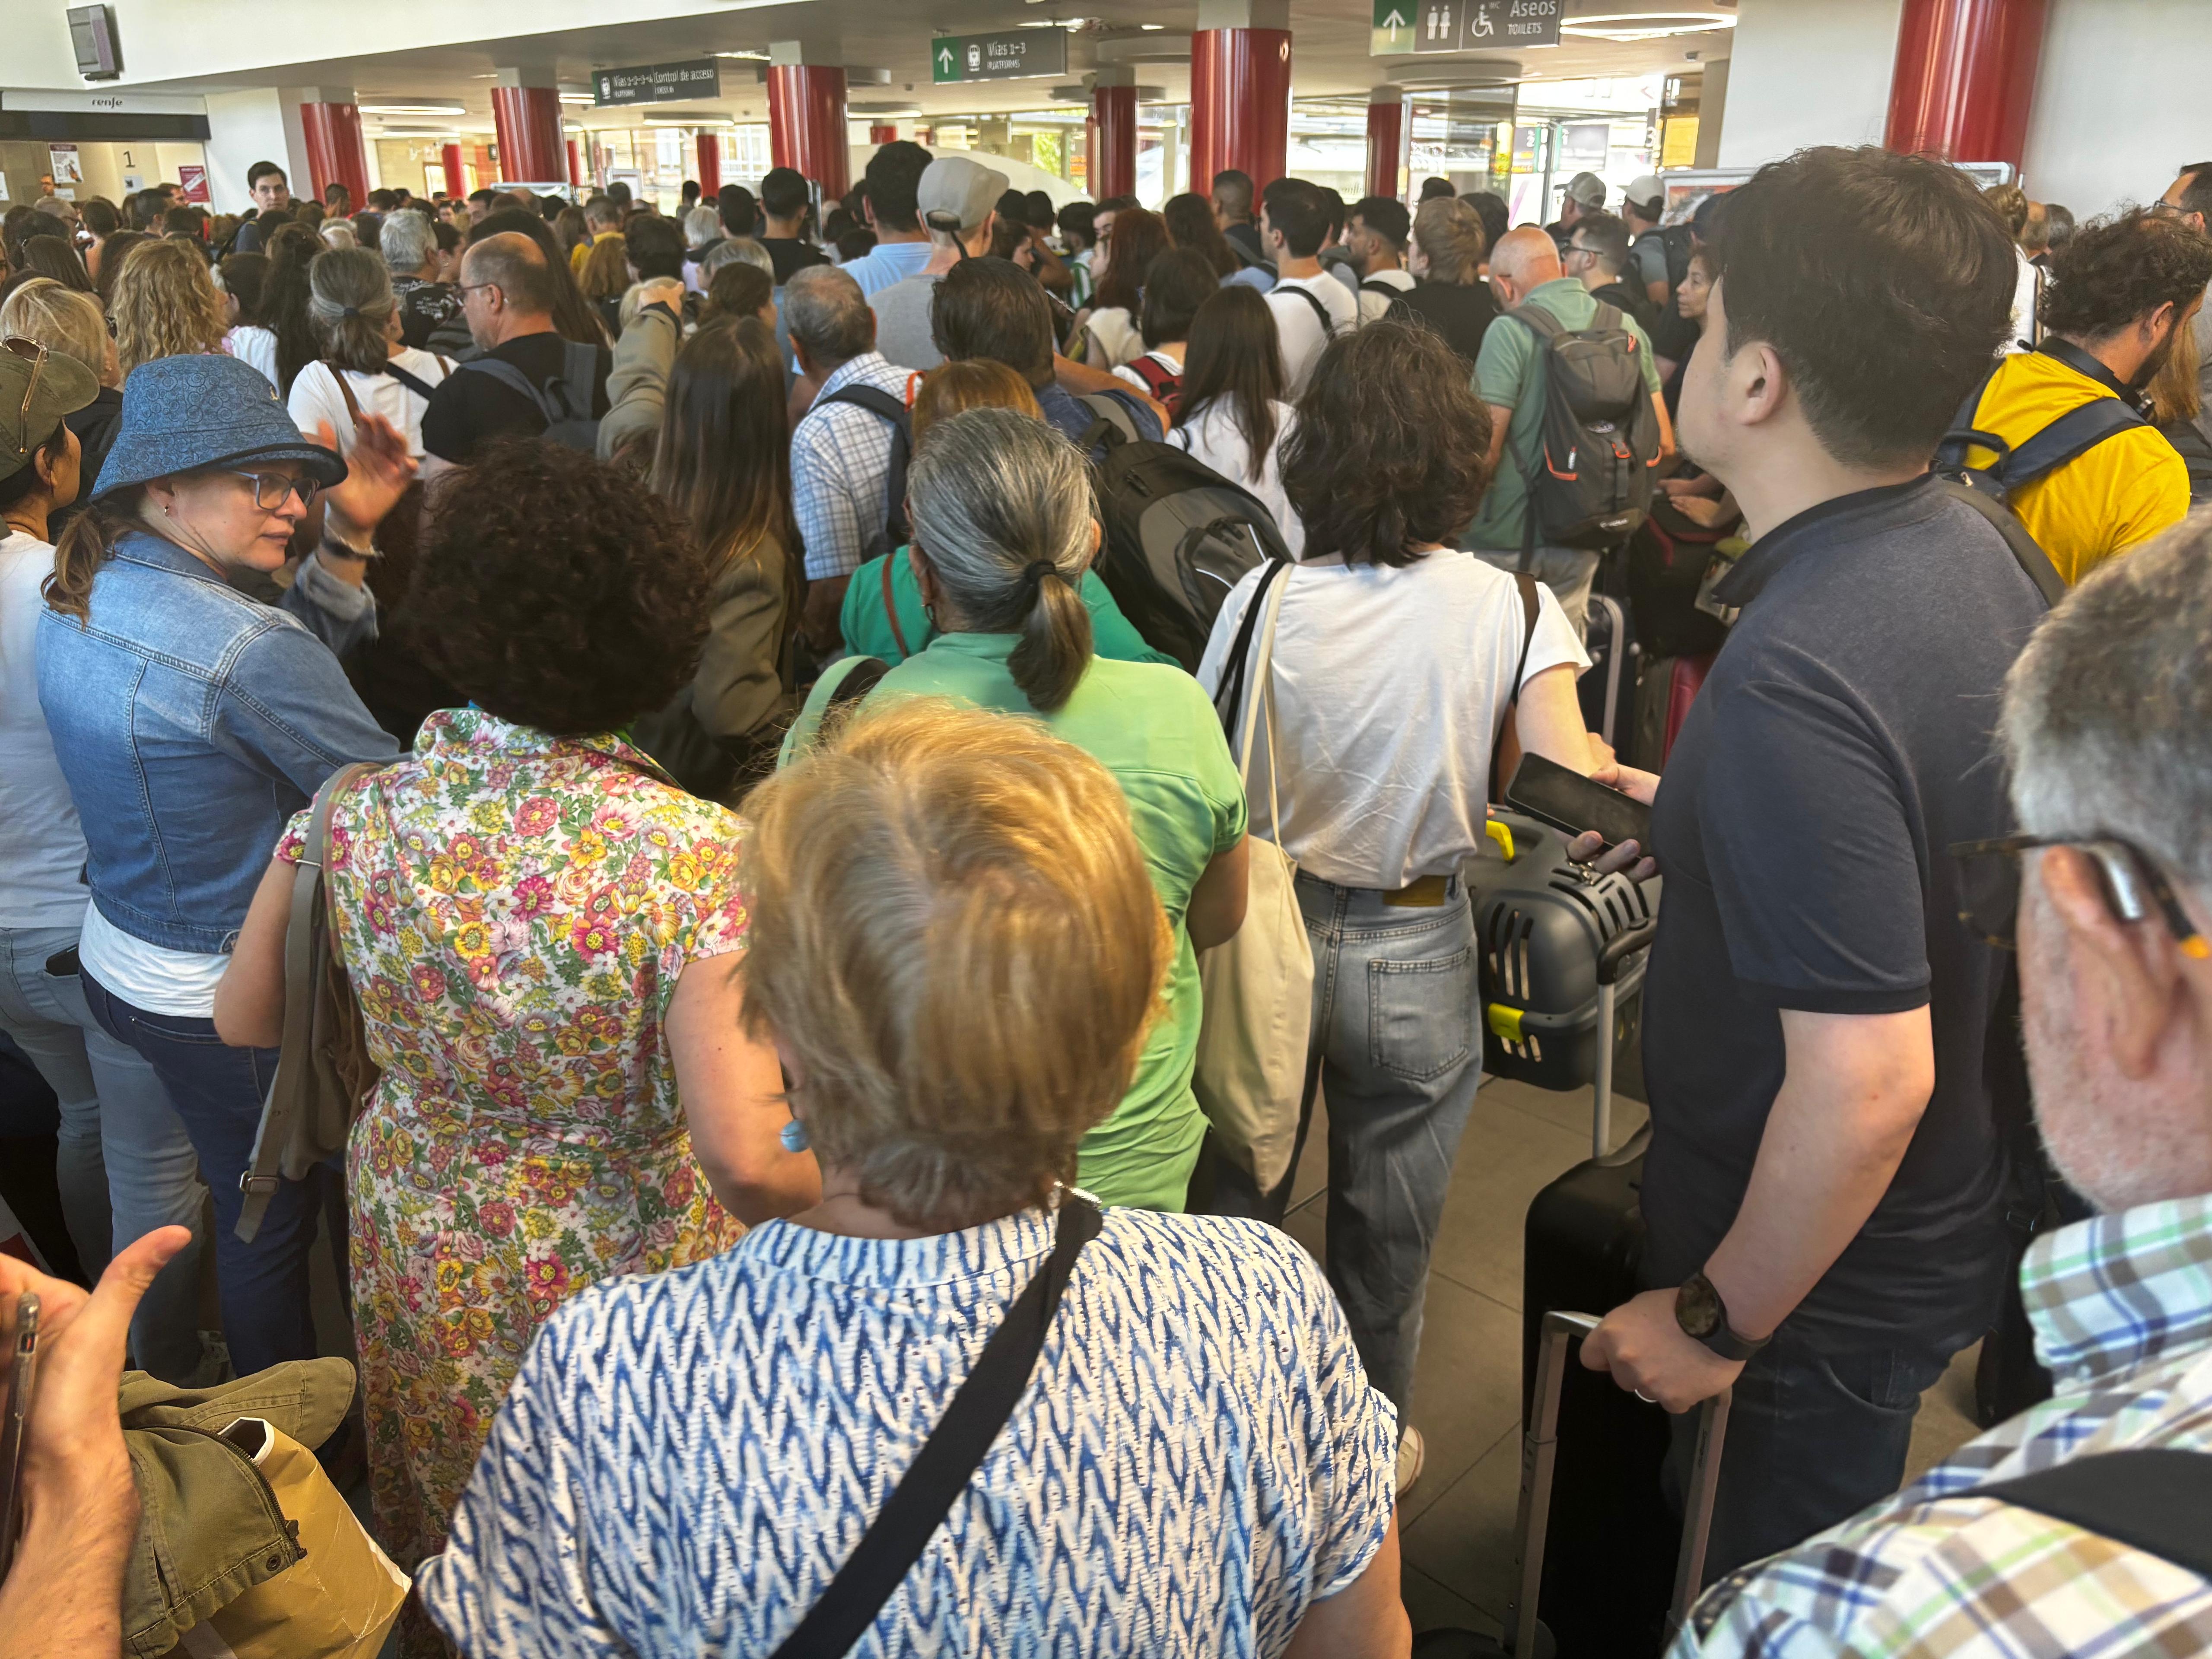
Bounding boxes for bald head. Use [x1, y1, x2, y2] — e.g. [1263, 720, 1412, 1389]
[1489, 226, 1561, 305]
[462, 231, 555, 316]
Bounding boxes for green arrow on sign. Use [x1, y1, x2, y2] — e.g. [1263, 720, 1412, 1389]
[1380, 5, 1408, 24]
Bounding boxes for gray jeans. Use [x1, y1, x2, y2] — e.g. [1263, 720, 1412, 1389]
[0, 923, 209, 1380]
[1468, 544, 1601, 635]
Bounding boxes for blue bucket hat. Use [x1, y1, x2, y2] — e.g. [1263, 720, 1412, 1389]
[92, 353, 347, 501]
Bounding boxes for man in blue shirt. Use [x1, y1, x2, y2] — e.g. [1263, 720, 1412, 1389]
[835, 141, 934, 298]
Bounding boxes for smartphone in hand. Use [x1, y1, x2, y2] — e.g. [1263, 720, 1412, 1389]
[1505, 752, 1652, 851]
[0, 1292, 41, 1581]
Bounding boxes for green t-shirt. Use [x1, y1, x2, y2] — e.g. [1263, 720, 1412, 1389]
[1463, 277, 1665, 553]
[839, 548, 1179, 670]
[784, 633, 1247, 1211]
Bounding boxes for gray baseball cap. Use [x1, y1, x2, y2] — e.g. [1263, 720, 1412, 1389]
[1563, 172, 1606, 209]
[918, 155, 1009, 236]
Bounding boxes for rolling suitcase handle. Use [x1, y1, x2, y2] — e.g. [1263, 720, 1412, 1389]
[1588, 917, 1658, 1160]
[1509, 1311, 1731, 1658]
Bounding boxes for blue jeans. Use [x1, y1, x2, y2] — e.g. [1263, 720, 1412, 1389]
[0, 926, 207, 1380]
[1665, 1323, 1950, 1583]
[1212, 873, 1481, 1420]
[81, 969, 341, 1378]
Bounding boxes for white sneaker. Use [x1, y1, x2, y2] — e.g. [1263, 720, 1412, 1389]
[1395, 1425, 1426, 1497]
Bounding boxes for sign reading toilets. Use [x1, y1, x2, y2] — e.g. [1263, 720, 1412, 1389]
[1385, 0, 1561, 54]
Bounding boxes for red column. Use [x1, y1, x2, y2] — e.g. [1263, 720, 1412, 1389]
[695, 132, 721, 197]
[869, 124, 897, 144]
[1090, 84, 1138, 202]
[489, 85, 566, 184]
[567, 138, 584, 190]
[1885, 0, 2048, 167]
[1190, 27, 1293, 197]
[441, 143, 465, 198]
[1365, 93, 1408, 201]
[299, 102, 370, 206]
[768, 65, 851, 200]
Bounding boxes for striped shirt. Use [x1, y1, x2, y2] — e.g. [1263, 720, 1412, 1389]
[416, 1204, 1398, 1656]
[1676, 1195, 2212, 1657]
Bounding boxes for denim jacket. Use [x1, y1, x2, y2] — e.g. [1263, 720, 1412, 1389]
[37, 531, 403, 953]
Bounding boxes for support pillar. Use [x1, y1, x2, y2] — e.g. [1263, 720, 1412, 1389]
[1190, 0, 1292, 198]
[768, 41, 851, 199]
[1090, 69, 1138, 203]
[695, 132, 721, 197]
[1885, 0, 2047, 168]
[299, 91, 369, 207]
[489, 69, 566, 186]
[1365, 88, 1408, 201]
[441, 143, 465, 198]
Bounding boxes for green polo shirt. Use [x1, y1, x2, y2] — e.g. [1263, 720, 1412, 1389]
[1464, 276, 1664, 553]
[839, 548, 1178, 670]
[784, 632, 1246, 1211]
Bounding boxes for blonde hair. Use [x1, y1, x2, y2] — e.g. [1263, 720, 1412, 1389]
[111, 238, 226, 375]
[578, 233, 629, 300]
[911, 358, 1043, 444]
[739, 700, 1170, 1230]
[2149, 306, 2202, 426]
[0, 278, 109, 382]
[1413, 196, 1487, 285]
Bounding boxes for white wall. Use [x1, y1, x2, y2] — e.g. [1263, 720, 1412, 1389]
[2021, 0, 2203, 219]
[201, 87, 311, 214]
[1717, 0, 1904, 169]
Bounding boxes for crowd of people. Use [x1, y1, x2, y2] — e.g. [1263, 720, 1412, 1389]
[1, 135, 2209, 1658]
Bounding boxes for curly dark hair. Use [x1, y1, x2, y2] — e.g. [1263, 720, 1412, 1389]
[2040, 207, 2212, 342]
[1282, 321, 1491, 567]
[409, 439, 712, 735]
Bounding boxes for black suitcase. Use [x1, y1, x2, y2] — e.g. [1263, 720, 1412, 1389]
[1413, 1302, 1730, 1658]
[1464, 814, 1657, 1156]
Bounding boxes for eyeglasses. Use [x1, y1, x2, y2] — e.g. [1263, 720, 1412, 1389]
[456, 281, 500, 302]
[229, 470, 320, 512]
[4, 337, 46, 454]
[1950, 834, 2209, 958]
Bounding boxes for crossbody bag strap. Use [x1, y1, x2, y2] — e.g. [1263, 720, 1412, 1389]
[1212, 556, 1292, 741]
[235, 760, 385, 1242]
[1487, 573, 1543, 804]
[769, 1195, 1104, 1659]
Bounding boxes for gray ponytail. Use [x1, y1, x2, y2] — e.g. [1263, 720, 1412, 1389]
[907, 407, 1096, 712]
[305, 246, 396, 375]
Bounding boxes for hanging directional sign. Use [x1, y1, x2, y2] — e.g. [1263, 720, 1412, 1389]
[1378, 0, 1560, 54]
[593, 58, 721, 107]
[930, 29, 1067, 83]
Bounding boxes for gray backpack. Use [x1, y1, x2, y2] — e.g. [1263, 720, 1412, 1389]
[457, 339, 605, 451]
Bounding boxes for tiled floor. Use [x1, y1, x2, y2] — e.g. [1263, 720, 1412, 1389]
[1280, 1072, 1985, 1636]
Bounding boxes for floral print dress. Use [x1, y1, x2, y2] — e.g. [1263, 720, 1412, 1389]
[278, 709, 749, 1570]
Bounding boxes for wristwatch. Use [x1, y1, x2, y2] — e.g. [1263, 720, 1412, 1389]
[1675, 1271, 1770, 1362]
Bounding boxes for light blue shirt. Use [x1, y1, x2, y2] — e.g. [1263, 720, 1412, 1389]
[836, 237, 933, 298]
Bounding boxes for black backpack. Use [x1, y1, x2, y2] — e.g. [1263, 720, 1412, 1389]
[1632, 224, 1695, 296]
[1089, 430, 1294, 672]
[818, 383, 914, 548]
[456, 340, 606, 451]
[1359, 276, 1414, 327]
[1933, 342, 2147, 524]
[1509, 303, 1659, 561]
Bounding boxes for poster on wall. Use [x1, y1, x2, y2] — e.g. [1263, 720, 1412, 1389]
[177, 163, 209, 203]
[48, 143, 84, 185]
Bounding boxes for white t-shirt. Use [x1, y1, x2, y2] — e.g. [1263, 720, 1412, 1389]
[1083, 305, 1143, 371]
[2007, 246, 2042, 353]
[1197, 551, 1589, 890]
[286, 346, 453, 458]
[224, 325, 279, 387]
[1265, 273, 1359, 397]
[1356, 267, 1417, 325]
[0, 531, 92, 930]
[1169, 397, 1303, 559]
[78, 900, 231, 1018]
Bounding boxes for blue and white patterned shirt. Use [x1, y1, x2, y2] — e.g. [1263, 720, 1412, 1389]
[416, 1205, 1398, 1657]
[791, 352, 915, 582]
[1676, 1195, 2212, 1657]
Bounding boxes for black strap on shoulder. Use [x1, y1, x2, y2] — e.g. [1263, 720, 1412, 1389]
[2037, 337, 2142, 406]
[1999, 398, 2144, 492]
[456, 356, 563, 425]
[1212, 556, 1293, 734]
[1279, 281, 1338, 340]
[383, 361, 442, 401]
[769, 1196, 1103, 1659]
[1930, 477, 2068, 609]
[825, 655, 891, 710]
[1974, 1449, 2212, 1580]
[819, 385, 914, 546]
[1488, 572, 1544, 804]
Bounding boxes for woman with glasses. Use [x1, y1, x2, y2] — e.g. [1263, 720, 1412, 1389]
[36, 350, 412, 1379]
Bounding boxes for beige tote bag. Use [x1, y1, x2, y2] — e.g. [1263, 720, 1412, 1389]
[1192, 561, 1314, 1192]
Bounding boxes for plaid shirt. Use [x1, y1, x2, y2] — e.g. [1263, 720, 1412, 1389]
[791, 353, 914, 582]
[1676, 1195, 2212, 1657]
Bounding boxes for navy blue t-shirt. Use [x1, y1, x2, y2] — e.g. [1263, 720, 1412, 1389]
[1639, 476, 2048, 1354]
